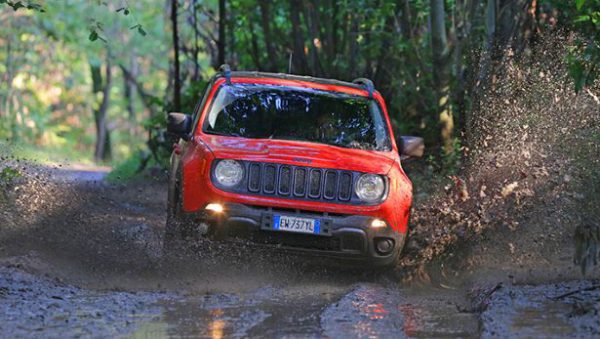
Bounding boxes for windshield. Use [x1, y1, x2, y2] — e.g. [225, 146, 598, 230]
[202, 84, 392, 151]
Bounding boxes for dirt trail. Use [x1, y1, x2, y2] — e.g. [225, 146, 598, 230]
[0, 167, 484, 337]
[0, 165, 598, 337]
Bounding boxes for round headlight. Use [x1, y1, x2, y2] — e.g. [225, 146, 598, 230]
[214, 159, 244, 187]
[355, 174, 385, 202]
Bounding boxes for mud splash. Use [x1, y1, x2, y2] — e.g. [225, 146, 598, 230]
[399, 33, 600, 283]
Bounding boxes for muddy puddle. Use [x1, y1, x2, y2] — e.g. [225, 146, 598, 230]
[0, 255, 480, 338]
[481, 280, 600, 338]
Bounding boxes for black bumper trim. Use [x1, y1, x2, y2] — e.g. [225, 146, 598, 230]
[189, 203, 404, 266]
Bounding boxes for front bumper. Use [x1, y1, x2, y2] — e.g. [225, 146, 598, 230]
[190, 203, 405, 267]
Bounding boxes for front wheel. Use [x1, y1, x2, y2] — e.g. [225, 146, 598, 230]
[162, 180, 196, 254]
[163, 188, 226, 254]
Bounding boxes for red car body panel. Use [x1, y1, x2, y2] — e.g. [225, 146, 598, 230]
[178, 76, 413, 235]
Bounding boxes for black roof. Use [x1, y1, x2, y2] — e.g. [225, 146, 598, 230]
[212, 68, 375, 95]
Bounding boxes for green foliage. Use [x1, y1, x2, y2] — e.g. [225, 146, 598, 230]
[116, 7, 130, 16]
[1, 0, 599, 176]
[0, 166, 21, 184]
[0, 0, 43, 12]
[106, 151, 156, 183]
[180, 80, 209, 114]
[426, 137, 462, 175]
[142, 79, 209, 172]
[567, 41, 600, 91]
[0, 166, 21, 204]
[1, 1, 169, 164]
[543, 0, 600, 91]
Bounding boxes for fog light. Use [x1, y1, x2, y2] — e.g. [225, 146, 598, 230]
[371, 218, 387, 228]
[375, 238, 394, 254]
[205, 203, 224, 213]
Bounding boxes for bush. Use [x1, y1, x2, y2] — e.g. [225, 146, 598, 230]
[106, 151, 157, 183]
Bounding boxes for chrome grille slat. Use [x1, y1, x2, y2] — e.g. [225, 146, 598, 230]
[323, 170, 337, 200]
[248, 161, 355, 203]
[338, 172, 352, 201]
[293, 168, 307, 196]
[248, 163, 261, 192]
[308, 169, 322, 198]
[263, 164, 276, 194]
[278, 166, 292, 195]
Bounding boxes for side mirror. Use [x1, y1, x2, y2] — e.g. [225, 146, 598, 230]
[167, 112, 192, 140]
[399, 136, 424, 159]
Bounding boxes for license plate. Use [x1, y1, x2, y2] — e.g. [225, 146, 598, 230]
[273, 215, 320, 235]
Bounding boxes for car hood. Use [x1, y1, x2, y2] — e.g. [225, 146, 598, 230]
[200, 135, 396, 175]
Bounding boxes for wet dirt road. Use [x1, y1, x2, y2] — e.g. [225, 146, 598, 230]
[0, 258, 479, 338]
[0, 167, 598, 338]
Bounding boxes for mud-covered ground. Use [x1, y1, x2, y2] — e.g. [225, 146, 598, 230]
[0, 169, 479, 337]
[0, 167, 598, 338]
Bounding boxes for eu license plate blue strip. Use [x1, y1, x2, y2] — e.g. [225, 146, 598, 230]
[273, 215, 281, 230]
[314, 220, 321, 234]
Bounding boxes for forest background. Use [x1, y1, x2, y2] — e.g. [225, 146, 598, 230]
[0, 0, 598, 178]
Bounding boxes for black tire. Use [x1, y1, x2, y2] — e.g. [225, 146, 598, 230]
[163, 205, 184, 254]
[163, 179, 225, 254]
[163, 180, 193, 254]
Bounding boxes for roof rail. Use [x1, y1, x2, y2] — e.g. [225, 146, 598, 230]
[219, 64, 232, 85]
[352, 78, 374, 99]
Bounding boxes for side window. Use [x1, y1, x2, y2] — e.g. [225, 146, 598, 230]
[191, 82, 212, 134]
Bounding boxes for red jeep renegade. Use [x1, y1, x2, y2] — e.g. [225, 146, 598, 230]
[165, 66, 424, 267]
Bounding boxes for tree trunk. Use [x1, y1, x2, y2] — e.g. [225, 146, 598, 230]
[303, 0, 323, 76]
[258, 0, 277, 71]
[170, 0, 181, 111]
[123, 53, 137, 122]
[454, 0, 482, 148]
[120, 64, 157, 117]
[247, 19, 262, 69]
[400, 0, 412, 40]
[430, 0, 454, 155]
[227, 0, 236, 67]
[290, 0, 309, 75]
[348, 14, 359, 79]
[91, 56, 112, 162]
[191, 0, 201, 80]
[218, 0, 226, 66]
[373, 14, 396, 85]
[324, 0, 336, 65]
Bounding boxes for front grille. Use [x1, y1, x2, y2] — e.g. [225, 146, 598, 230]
[211, 160, 386, 205]
[248, 162, 353, 204]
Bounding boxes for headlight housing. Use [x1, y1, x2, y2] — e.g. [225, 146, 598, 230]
[214, 159, 244, 187]
[355, 174, 385, 202]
